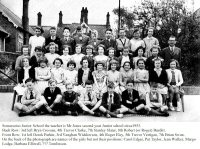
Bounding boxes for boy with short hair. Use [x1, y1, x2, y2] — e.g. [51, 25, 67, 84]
[60, 83, 79, 116]
[15, 78, 46, 116]
[78, 80, 101, 116]
[99, 82, 123, 118]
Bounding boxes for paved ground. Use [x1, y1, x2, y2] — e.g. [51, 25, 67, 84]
[0, 93, 200, 122]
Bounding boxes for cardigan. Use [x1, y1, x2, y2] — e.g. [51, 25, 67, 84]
[77, 68, 93, 85]
[149, 69, 168, 86]
[18, 66, 35, 83]
[166, 69, 183, 86]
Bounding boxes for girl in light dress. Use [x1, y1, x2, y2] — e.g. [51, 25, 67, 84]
[35, 57, 51, 94]
[71, 44, 85, 70]
[45, 42, 60, 68]
[119, 61, 134, 92]
[59, 45, 72, 70]
[107, 59, 121, 94]
[133, 46, 147, 69]
[133, 58, 150, 100]
[93, 44, 109, 70]
[14, 57, 35, 95]
[92, 62, 107, 100]
[51, 58, 65, 93]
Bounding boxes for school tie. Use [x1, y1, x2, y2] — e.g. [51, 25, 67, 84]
[170, 70, 176, 85]
[51, 89, 54, 94]
[108, 94, 112, 111]
[88, 92, 92, 101]
[30, 91, 34, 99]
[128, 91, 133, 101]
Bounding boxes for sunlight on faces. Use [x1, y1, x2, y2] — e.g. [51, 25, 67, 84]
[119, 29, 125, 38]
[82, 59, 89, 68]
[154, 60, 161, 69]
[147, 28, 154, 37]
[97, 63, 103, 71]
[68, 64, 75, 71]
[105, 30, 112, 39]
[49, 45, 56, 54]
[50, 29, 56, 36]
[35, 29, 41, 36]
[75, 46, 82, 54]
[168, 37, 176, 47]
[124, 62, 130, 71]
[98, 47, 104, 55]
[63, 29, 70, 36]
[63, 47, 69, 55]
[126, 82, 134, 91]
[108, 49, 115, 57]
[86, 48, 93, 55]
[134, 30, 140, 39]
[49, 81, 57, 90]
[111, 63, 117, 71]
[138, 60, 145, 69]
[40, 61, 47, 68]
[22, 47, 29, 55]
[23, 58, 29, 67]
[66, 84, 73, 93]
[138, 48, 144, 56]
[54, 60, 62, 68]
[152, 48, 159, 56]
[170, 61, 176, 70]
[35, 49, 43, 57]
[86, 84, 93, 92]
[26, 81, 34, 91]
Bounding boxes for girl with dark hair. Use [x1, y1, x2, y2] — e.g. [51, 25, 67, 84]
[133, 46, 147, 69]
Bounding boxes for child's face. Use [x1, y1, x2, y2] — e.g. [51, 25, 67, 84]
[154, 60, 161, 69]
[50, 29, 56, 36]
[40, 62, 47, 68]
[23, 58, 29, 67]
[75, 46, 81, 54]
[151, 87, 157, 93]
[55, 60, 61, 68]
[86, 48, 93, 55]
[49, 82, 56, 90]
[109, 50, 115, 57]
[123, 49, 129, 56]
[26, 81, 34, 91]
[66, 84, 73, 93]
[36, 50, 42, 57]
[138, 60, 145, 69]
[63, 48, 69, 55]
[86, 84, 92, 92]
[170, 61, 176, 69]
[97, 64, 103, 71]
[91, 33, 97, 39]
[152, 48, 159, 56]
[126, 83, 134, 91]
[22, 47, 29, 55]
[147, 29, 154, 37]
[134, 31, 140, 39]
[124, 63, 130, 71]
[63, 29, 70, 36]
[119, 29, 125, 38]
[105, 31, 112, 39]
[49, 45, 56, 53]
[82, 60, 89, 68]
[69, 64, 75, 70]
[108, 87, 114, 94]
[111, 63, 117, 71]
[98, 47, 104, 55]
[35, 29, 41, 36]
[138, 49, 143, 56]
[168, 39, 176, 47]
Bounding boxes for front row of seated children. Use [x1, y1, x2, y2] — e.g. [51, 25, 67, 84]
[15, 78, 169, 117]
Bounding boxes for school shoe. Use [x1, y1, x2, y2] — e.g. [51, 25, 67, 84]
[18, 112, 27, 117]
[93, 112, 101, 117]
[169, 103, 175, 111]
[161, 112, 170, 117]
[116, 114, 123, 118]
[106, 113, 111, 118]
[71, 111, 79, 116]
[51, 110, 60, 115]
[160, 106, 168, 112]
[176, 102, 181, 112]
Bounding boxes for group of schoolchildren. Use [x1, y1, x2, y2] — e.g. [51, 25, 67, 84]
[13, 25, 184, 118]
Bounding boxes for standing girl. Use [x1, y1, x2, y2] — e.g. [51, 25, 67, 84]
[35, 57, 51, 94]
[71, 44, 85, 70]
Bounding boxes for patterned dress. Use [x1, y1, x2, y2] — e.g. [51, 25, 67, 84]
[107, 70, 121, 94]
[120, 68, 134, 92]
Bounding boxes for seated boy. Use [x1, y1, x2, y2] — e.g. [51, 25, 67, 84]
[42, 79, 62, 113]
[15, 78, 54, 117]
[145, 83, 169, 117]
[99, 82, 123, 118]
[60, 83, 79, 116]
[120, 79, 146, 114]
[78, 80, 101, 116]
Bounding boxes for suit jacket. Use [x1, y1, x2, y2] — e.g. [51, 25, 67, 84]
[121, 89, 140, 108]
[101, 92, 121, 109]
[166, 69, 183, 86]
[73, 34, 90, 54]
[62, 91, 78, 104]
[18, 66, 35, 83]
[77, 68, 94, 85]
[160, 46, 181, 69]
[61, 37, 76, 55]
[149, 69, 168, 86]
[43, 87, 61, 105]
[45, 36, 62, 54]
[100, 38, 117, 56]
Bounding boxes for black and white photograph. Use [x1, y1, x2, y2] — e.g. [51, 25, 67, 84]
[0, 0, 200, 148]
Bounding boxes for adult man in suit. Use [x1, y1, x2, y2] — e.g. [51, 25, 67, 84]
[99, 82, 123, 118]
[100, 28, 117, 56]
[160, 36, 181, 69]
[45, 27, 62, 55]
[73, 26, 90, 54]
[60, 27, 76, 55]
